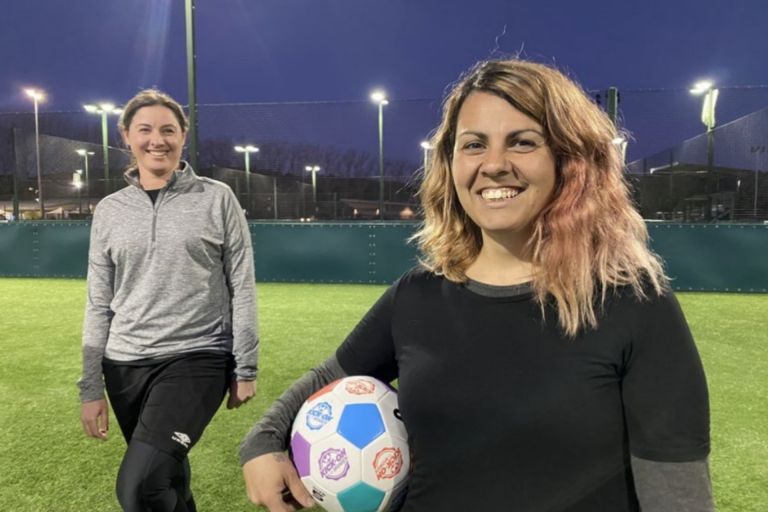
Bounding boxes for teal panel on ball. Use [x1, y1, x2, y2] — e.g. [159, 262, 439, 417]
[337, 482, 385, 512]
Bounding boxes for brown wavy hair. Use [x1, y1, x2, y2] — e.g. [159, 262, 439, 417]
[413, 59, 667, 336]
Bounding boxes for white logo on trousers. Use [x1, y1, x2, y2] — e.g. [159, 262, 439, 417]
[172, 431, 191, 448]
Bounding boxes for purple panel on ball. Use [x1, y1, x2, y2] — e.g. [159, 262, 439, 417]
[291, 432, 312, 477]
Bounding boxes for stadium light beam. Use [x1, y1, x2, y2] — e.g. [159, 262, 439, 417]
[25, 88, 45, 218]
[371, 90, 388, 220]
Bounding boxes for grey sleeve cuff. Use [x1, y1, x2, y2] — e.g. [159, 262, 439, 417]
[239, 355, 348, 465]
[631, 455, 714, 512]
[77, 345, 107, 402]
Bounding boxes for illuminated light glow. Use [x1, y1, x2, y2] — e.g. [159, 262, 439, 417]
[25, 88, 45, 101]
[84, 103, 121, 115]
[420, 141, 431, 150]
[690, 80, 714, 95]
[370, 90, 388, 104]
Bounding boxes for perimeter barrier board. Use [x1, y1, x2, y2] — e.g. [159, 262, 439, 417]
[251, 222, 418, 283]
[647, 223, 768, 292]
[1, 221, 766, 291]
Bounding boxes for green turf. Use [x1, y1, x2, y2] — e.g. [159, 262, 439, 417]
[0, 279, 765, 511]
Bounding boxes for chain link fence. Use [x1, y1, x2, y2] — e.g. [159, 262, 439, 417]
[1, 89, 767, 222]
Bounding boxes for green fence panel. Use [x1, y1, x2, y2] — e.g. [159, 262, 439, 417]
[369, 223, 421, 284]
[251, 222, 418, 283]
[0, 223, 39, 276]
[1, 221, 766, 291]
[36, 222, 91, 278]
[648, 223, 768, 292]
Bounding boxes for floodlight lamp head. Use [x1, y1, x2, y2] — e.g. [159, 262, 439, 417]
[370, 90, 388, 104]
[690, 80, 714, 95]
[25, 88, 44, 101]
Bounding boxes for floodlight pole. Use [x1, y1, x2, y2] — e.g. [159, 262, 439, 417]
[273, 177, 278, 220]
[420, 141, 431, 172]
[753, 145, 766, 218]
[377, 101, 385, 220]
[77, 150, 94, 212]
[691, 81, 719, 196]
[244, 150, 251, 195]
[25, 91, 45, 217]
[305, 165, 320, 215]
[370, 91, 388, 220]
[100, 111, 110, 192]
[185, 0, 200, 172]
[606, 87, 619, 126]
[84, 104, 120, 195]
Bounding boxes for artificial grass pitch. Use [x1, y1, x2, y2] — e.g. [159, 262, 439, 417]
[0, 279, 765, 511]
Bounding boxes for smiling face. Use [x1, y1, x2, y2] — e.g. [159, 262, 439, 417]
[451, 91, 557, 243]
[122, 105, 186, 179]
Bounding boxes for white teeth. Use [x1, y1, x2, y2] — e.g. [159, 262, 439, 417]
[481, 187, 520, 200]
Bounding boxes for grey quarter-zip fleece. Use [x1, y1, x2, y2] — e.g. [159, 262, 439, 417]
[78, 163, 258, 402]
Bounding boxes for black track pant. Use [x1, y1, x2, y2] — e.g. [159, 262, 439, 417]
[103, 351, 231, 512]
[116, 439, 196, 512]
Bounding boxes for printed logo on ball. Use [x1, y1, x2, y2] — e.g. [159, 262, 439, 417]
[318, 447, 350, 481]
[305, 401, 333, 430]
[345, 378, 376, 395]
[373, 447, 403, 480]
[311, 487, 326, 501]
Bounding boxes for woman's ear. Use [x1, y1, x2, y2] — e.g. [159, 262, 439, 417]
[120, 127, 130, 148]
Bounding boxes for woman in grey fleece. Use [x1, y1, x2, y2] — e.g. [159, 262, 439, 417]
[78, 89, 258, 512]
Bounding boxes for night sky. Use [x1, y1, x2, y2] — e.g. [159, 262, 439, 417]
[2, 0, 767, 163]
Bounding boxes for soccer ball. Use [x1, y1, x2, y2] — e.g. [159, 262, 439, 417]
[290, 376, 410, 512]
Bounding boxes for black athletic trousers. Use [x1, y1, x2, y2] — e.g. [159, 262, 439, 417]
[103, 351, 231, 512]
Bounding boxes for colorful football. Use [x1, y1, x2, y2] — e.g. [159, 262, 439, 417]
[290, 376, 410, 512]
